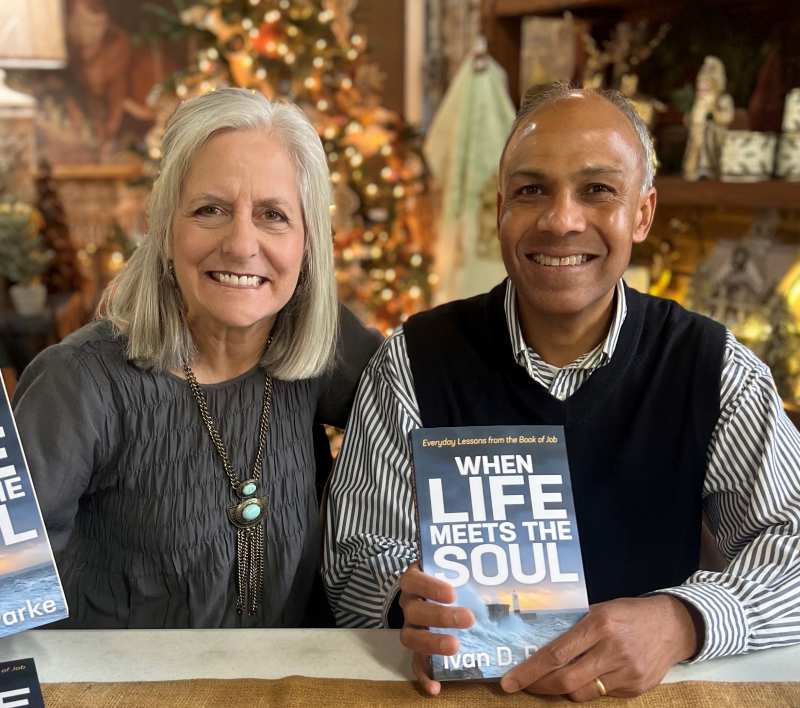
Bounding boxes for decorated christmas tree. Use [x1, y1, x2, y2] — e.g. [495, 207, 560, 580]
[144, 0, 434, 332]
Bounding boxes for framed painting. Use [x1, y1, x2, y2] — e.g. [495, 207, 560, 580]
[7, 0, 187, 166]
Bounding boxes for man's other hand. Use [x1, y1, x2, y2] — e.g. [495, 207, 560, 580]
[398, 562, 475, 696]
[500, 595, 701, 702]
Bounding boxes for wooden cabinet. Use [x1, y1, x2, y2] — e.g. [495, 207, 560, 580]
[480, 0, 798, 106]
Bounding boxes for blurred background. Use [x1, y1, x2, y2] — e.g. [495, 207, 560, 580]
[0, 0, 799, 428]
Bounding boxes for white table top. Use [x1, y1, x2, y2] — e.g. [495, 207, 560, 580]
[0, 629, 799, 684]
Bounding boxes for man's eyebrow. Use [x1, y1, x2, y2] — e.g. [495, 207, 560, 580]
[506, 166, 626, 182]
[507, 168, 548, 182]
[577, 166, 625, 179]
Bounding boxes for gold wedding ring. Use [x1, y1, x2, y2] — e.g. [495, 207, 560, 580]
[594, 677, 607, 697]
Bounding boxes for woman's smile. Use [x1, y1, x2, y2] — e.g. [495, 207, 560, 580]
[207, 271, 268, 288]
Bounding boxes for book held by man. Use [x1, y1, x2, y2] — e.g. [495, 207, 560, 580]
[0, 375, 67, 636]
[411, 425, 587, 681]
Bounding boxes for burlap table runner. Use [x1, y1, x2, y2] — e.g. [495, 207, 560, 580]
[42, 677, 800, 707]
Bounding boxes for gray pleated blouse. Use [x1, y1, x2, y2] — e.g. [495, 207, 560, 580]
[13, 310, 380, 628]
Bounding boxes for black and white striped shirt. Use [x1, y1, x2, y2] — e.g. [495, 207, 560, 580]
[323, 280, 800, 661]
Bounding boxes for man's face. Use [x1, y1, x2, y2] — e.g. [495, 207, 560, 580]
[497, 94, 656, 322]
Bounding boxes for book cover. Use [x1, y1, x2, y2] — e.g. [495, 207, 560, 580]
[411, 425, 587, 681]
[0, 375, 68, 636]
[0, 658, 44, 708]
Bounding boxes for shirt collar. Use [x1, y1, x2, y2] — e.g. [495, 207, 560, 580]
[504, 279, 628, 371]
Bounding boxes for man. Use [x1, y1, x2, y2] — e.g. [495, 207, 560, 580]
[323, 84, 800, 701]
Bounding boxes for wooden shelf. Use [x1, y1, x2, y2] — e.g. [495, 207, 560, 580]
[48, 163, 143, 181]
[491, 0, 776, 16]
[492, 0, 633, 15]
[654, 177, 800, 211]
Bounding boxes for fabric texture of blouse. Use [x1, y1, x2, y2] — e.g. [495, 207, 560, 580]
[13, 307, 380, 629]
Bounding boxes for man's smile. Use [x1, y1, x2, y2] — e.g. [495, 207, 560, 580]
[528, 254, 595, 267]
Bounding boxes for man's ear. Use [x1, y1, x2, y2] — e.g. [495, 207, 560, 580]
[496, 190, 503, 233]
[632, 187, 657, 245]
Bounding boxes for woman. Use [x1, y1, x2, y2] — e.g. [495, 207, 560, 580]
[12, 88, 381, 628]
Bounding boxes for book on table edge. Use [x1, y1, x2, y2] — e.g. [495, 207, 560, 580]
[0, 374, 68, 636]
[410, 424, 587, 681]
[0, 657, 44, 708]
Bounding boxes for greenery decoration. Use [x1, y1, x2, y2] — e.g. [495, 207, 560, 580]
[0, 200, 53, 285]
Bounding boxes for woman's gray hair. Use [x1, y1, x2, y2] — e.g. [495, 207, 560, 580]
[98, 88, 338, 380]
[500, 81, 656, 192]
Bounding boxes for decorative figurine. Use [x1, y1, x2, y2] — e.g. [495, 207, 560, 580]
[708, 244, 767, 323]
[782, 88, 800, 132]
[683, 56, 735, 181]
[690, 211, 786, 338]
[648, 236, 680, 297]
[579, 21, 669, 92]
[777, 88, 800, 181]
[619, 73, 665, 130]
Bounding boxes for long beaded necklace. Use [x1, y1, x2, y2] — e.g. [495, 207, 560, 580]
[183, 362, 272, 615]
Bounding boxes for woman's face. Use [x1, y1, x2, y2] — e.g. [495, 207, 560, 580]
[170, 129, 305, 338]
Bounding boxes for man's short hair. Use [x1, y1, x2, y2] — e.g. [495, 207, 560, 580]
[499, 82, 656, 192]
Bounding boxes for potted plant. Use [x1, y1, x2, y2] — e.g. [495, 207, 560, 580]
[0, 199, 52, 315]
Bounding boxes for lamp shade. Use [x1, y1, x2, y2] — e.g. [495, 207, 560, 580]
[0, 0, 67, 68]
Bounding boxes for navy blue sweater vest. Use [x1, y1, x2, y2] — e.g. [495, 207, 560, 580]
[404, 282, 725, 603]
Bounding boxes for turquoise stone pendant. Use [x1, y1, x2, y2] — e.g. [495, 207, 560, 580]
[227, 495, 268, 529]
[236, 478, 259, 498]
